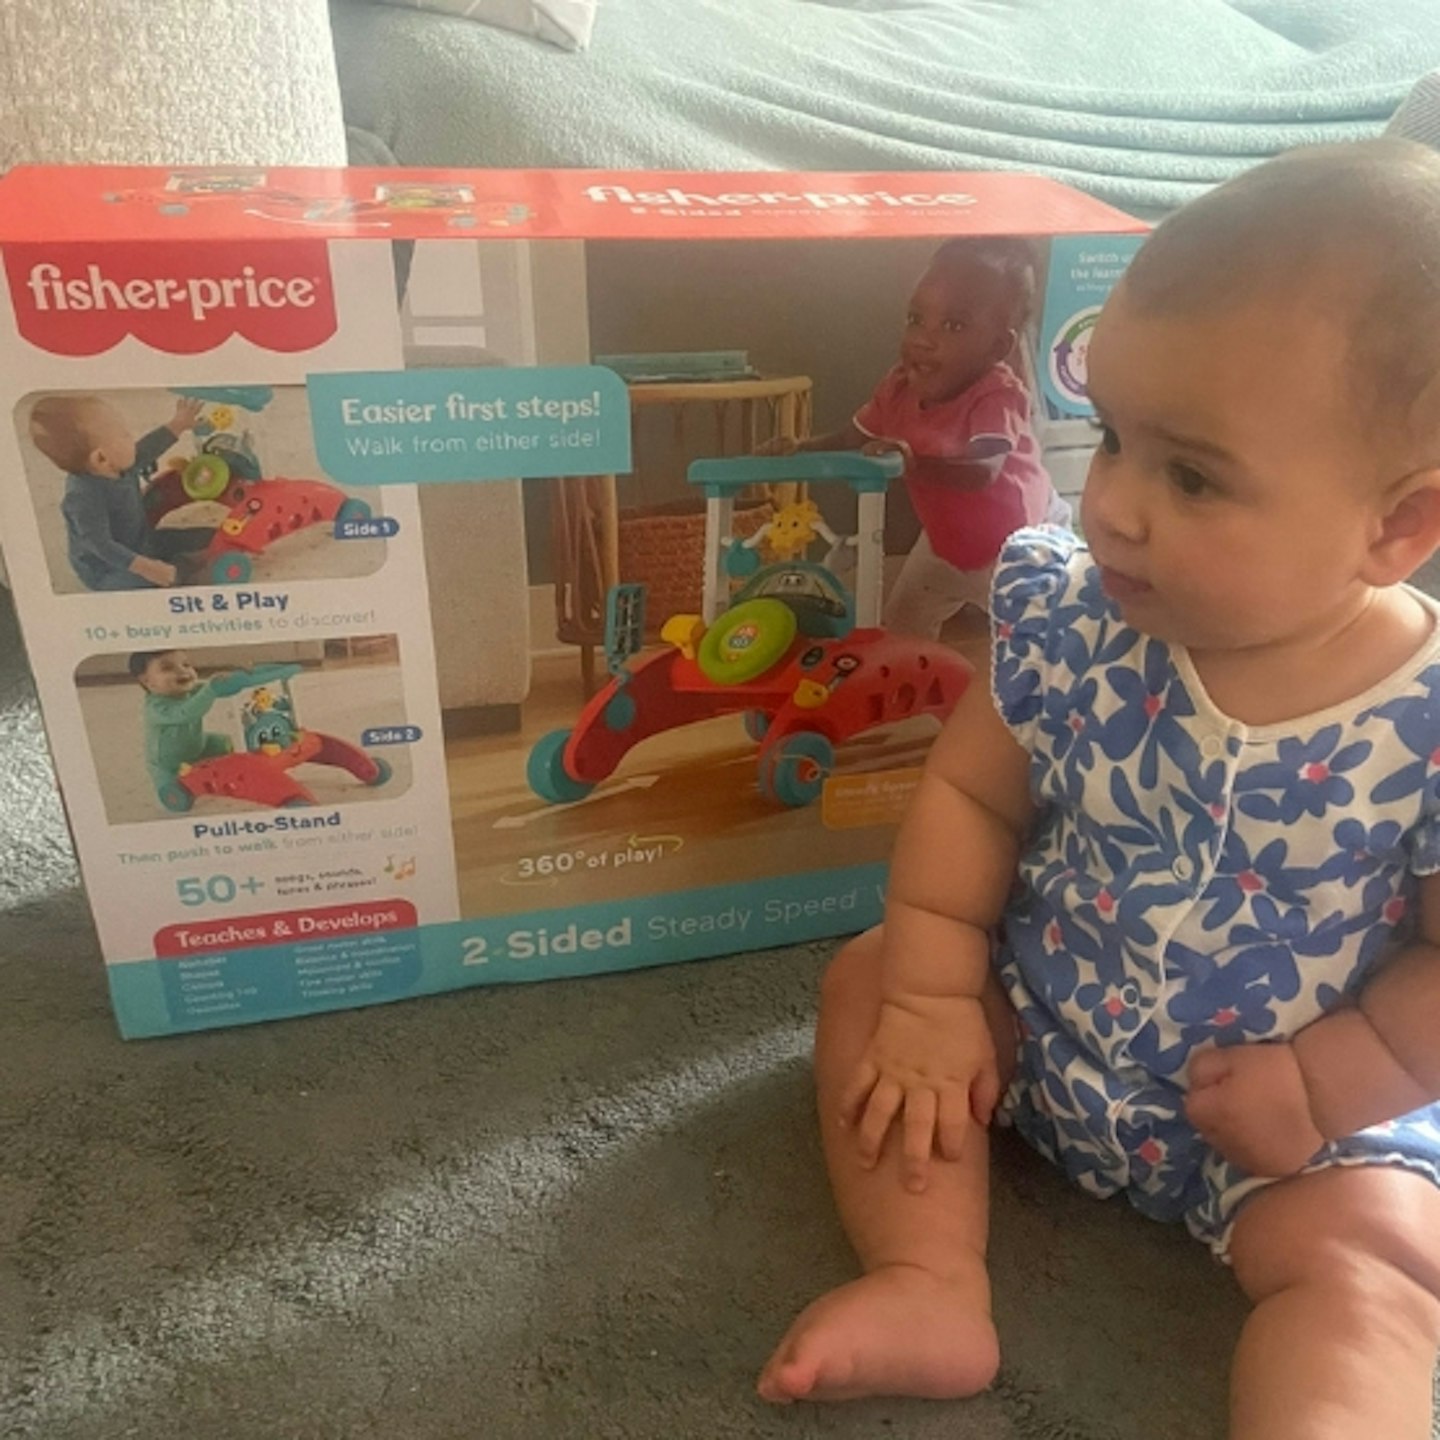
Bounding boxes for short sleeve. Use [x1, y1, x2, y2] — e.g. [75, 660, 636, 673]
[989, 527, 1084, 749]
[966, 382, 1030, 453]
[1391, 667, 1440, 876]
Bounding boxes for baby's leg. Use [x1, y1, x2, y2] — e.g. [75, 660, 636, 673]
[882, 533, 986, 637]
[1227, 1166, 1440, 1439]
[757, 927, 1016, 1404]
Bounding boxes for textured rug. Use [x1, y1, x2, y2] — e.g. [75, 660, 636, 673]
[6, 579, 1428, 1438]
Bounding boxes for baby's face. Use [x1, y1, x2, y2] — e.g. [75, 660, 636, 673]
[900, 258, 1015, 405]
[1079, 283, 1387, 654]
[141, 652, 199, 698]
[84, 402, 138, 477]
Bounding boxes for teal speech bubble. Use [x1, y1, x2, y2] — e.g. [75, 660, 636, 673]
[308, 366, 632, 485]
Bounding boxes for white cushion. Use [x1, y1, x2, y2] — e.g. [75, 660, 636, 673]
[0, 0, 346, 166]
[365, 0, 597, 51]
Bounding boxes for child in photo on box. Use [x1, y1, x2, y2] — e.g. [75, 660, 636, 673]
[130, 650, 248, 800]
[764, 237, 1068, 638]
[759, 139, 1440, 1439]
[29, 393, 210, 591]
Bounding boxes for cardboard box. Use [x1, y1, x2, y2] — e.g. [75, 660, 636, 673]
[0, 165, 1144, 1037]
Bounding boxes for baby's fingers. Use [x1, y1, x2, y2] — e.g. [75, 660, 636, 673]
[854, 1078, 904, 1165]
[935, 1084, 974, 1162]
[838, 1058, 880, 1129]
[970, 1062, 1001, 1128]
[901, 1088, 939, 1192]
[1187, 1047, 1231, 1091]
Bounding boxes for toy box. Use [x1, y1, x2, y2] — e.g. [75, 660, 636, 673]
[0, 165, 1144, 1037]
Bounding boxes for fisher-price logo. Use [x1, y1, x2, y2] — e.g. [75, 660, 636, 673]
[4, 241, 337, 356]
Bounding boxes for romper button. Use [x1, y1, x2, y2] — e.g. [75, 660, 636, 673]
[1172, 856, 1195, 881]
[1200, 735, 1224, 759]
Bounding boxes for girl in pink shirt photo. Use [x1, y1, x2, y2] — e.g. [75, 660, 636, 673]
[765, 238, 1069, 638]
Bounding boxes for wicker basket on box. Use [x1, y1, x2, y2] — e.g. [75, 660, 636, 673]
[617, 497, 773, 628]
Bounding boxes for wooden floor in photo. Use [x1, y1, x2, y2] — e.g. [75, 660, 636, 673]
[446, 612, 989, 917]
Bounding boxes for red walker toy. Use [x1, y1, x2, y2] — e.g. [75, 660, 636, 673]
[157, 663, 391, 813]
[528, 452, 972, 808]
[142, 386, 373, 585]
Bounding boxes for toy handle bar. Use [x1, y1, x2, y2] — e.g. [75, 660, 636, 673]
[208, 663, 297, 698]
[228, 662, 299, 691]
[170, 385, 275, 412]
[687, 451, 903, 496]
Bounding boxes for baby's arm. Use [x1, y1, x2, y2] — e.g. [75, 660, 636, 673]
[134, 398, 205, 479]
[910, 437, 1012, 493]
[1187, 875, 1440, 1175]
[1295, 876, 1440, 1135]
[156, 679, 224, 725]
[757, 421, 867, 457]
[843, 677, 1033, 1190]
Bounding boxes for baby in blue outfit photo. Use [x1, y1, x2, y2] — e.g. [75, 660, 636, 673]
[28, 393, 210, 590]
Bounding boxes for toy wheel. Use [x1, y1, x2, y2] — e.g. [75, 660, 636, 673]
[158, 780, 194, 813]
[335, 497, 373, 526]
[367, 756, 393, 788]
[210, 551, 252, 584]
[697, 598, 797, 686]
[182, 453, 231, 501]
[742, 710, 770, 741]
[527, 729, 594, 805]
[759, 733, 834, 808]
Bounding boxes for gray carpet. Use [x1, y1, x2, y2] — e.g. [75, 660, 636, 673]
[7, 576, 1429, 1439]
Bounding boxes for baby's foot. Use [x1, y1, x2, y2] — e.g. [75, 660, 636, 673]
[757, 1262, 999, 1404]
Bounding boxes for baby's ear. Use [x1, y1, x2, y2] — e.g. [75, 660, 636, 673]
[1367, 470, 1440, 584]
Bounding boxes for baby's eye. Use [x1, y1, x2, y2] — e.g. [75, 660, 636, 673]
[904, 311, 920, 327]
[941, 318, 968, 333]
[1167, 462, 1212, 497]
[1090, 420, 1120, 456]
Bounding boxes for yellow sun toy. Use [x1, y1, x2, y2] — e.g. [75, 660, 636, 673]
[764, 500, 823, 561]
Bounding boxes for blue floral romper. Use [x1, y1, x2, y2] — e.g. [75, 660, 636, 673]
[989, 528, 1440, 1257]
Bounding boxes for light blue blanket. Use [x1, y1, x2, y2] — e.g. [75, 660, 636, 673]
[333, 0, 1440, 213]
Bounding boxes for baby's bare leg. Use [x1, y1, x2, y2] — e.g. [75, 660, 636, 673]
[758, 927, 1016, 1403]
[1228, 1167, 1440, 1439]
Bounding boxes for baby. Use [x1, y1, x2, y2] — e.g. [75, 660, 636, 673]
[768, 237, 1067, 637]
[130, 650, 245, 801]
[760, 139, 1440, 1439]
[30, 394, 207, 590]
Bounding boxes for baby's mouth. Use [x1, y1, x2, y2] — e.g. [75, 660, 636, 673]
[1098, 565, 1153, 600]
[905, 360, 944, 389]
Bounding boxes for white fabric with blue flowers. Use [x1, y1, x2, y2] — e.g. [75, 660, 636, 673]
[989, 528, 1440, 1257]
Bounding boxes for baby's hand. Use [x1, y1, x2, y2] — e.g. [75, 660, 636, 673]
[755, 435, 800, 457]
[131, 555, 179, 588]
[1184, 1042, 1325, 1177]
[840, 993, 999, 1193]
[859, 437, 913, 467]
[170, 396, 205, 433]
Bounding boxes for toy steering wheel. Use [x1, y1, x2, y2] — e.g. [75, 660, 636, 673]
[181, 453, 231, 501]
[696, 598, 797, 685]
